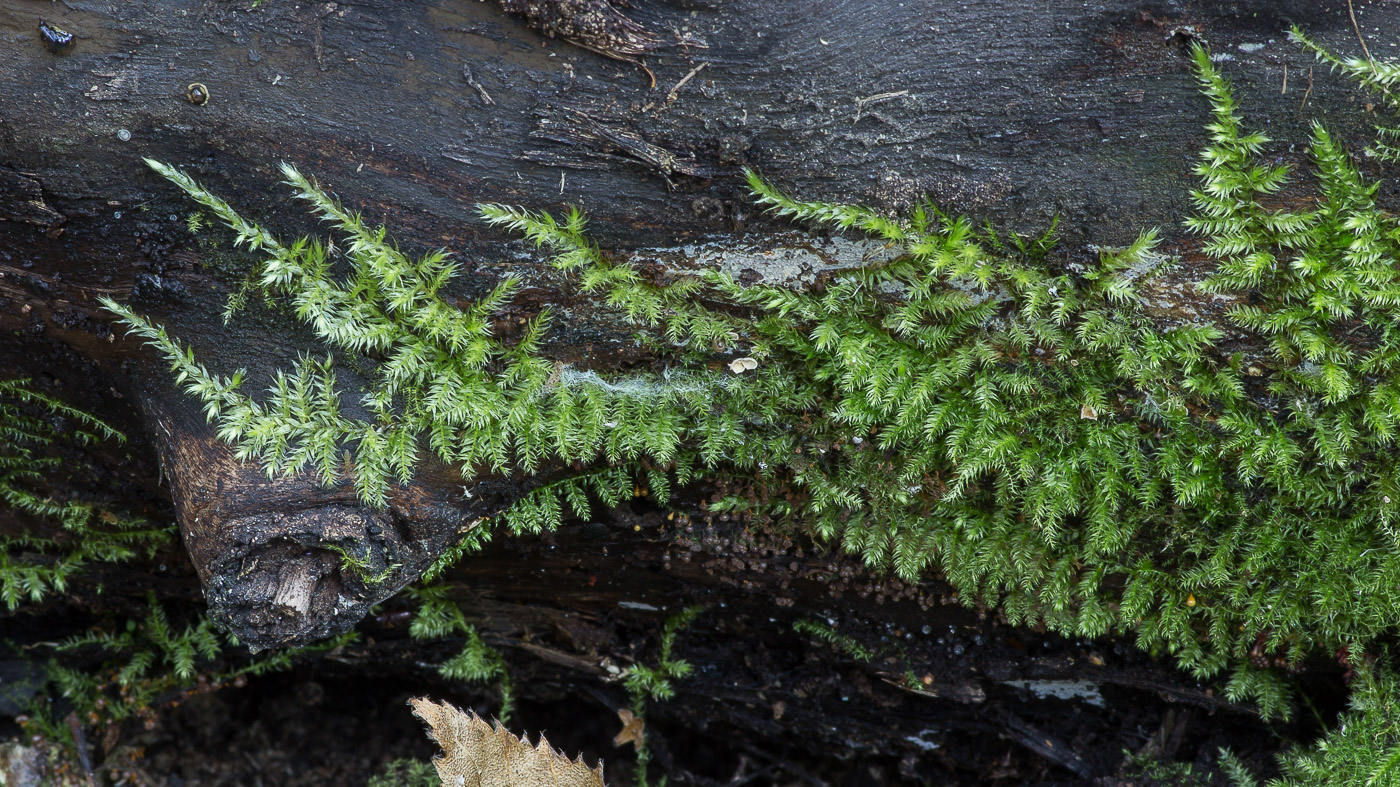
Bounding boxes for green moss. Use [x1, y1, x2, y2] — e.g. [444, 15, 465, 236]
[24, 593, 355, 765]
[623, 605, 701, 704]
[1125, 752, 1215, 787]
[325, 541, 400, 586]
[1291, 26, 1400, 163]
[100, 37, 1400, 730]
[621, 605, 700, 787]
[368, 759, 441, 787]
[0, 380, 361, 769]
[1220, 660, 1400, 786]
[406, 585, 514, 726]
[0, 378, 172, 608]
[792, 619, 875, 663]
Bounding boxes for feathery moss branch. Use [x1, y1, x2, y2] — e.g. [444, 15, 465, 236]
[105, 40, 1400, 726]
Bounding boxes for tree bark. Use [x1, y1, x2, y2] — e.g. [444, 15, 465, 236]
[0, 0, 1388, 779]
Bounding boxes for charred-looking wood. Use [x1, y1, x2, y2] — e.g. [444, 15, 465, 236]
[526, 109, 711, 185]
[136, 386, 516, 650]
[0, 167, 65, 235]
[496, 0, 661, 61]
[158, 426, 397, 650]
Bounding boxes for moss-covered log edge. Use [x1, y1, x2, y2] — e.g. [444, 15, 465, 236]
[6, 33, 1377, 783]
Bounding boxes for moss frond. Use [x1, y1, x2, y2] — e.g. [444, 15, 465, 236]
[407, 586, 514, 724]
[0, 378, 172, 610]
[33, 593, 352, 765]
[1291, 26, 1400, 163]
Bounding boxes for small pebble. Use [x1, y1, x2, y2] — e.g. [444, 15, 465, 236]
[39, 21, 75, 55]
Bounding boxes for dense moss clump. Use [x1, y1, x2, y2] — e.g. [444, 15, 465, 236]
[104, 39, 1400, 726]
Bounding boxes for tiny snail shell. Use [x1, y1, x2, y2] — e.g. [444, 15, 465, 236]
[39, 20, 75, 55]
[186, 83, 210, 106]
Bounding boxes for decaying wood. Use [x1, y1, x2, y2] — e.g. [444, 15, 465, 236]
[0, 0, 1390, 776]
[526, 108, 712, 184]
[497, 0, 665, 62]
[0, 167, 64, 233]
[138, 382, 535, 649]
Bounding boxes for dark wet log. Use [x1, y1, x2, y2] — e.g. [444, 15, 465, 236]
[4, 0, 1391, 647]
[341, 491, 1290, 784]
[133, 371, 561, 650]
[0, 167, 65, 232]
[0, 0, 1389, 776]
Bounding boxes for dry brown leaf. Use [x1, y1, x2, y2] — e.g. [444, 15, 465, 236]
[409, 698, 606, 787]
[611, 708, 645, 749]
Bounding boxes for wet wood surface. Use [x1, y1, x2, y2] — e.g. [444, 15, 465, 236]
[0, 0, 1391, 778]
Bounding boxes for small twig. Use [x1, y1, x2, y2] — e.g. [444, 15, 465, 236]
[1300, 66, 1314, 114]
[853, 89, 908, 123]
[1282, 63, 1287, 94]
[65, 712, 98, 787]
[665, 61, 708, 103]
[441, 146, 473, 165]
[1000, 713, 1092, 779]
[461, 64, 495, 105]
[1347, 0, 1374, 66]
